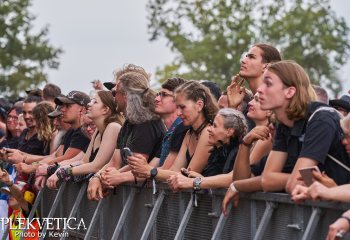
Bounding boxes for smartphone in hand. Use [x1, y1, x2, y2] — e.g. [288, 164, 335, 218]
[123, 147, 133, 158]
[181, 168, 189, 177]
[299, 166, 320, 186]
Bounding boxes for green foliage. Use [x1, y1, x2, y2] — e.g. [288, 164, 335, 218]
[147, 0, 350, 95]
[0, 0, 62, 99]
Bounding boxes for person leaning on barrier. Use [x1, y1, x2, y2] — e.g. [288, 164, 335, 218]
[45, 90, 124, 189]
[12, 102, 55, 174]
[167, 108, 248, 191]
[128, 80, 218, 183]
[89, 77, 187, 192]
[220, 94, 276, 214]
[14, 91, 92, 190]
[87, 65, 165, 200]
[292, 115, 350, 202]
[254, 60, 350, 193]
[290, 113, 350, 239]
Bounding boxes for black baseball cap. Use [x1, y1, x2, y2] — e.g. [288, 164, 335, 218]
[48, 105, 62, 118]
[329, 95, 350, 112]
[55, 91, 90, 107]
[103, 82, 116, 90]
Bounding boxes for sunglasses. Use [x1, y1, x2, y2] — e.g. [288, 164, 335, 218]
[156, 91, 174, 98]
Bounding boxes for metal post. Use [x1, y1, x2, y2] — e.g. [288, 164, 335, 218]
[60, 182, 87, 240]
[253, 201, 278, 240]
[84, 198, 106, 240]
[211, 205, 231, 240]
[174, 193, 194, 240]
[40, 182, 67, 240]
[301, 207, 323, 240]
[111, 188, 136, 239]
[140, 190, 165, 240]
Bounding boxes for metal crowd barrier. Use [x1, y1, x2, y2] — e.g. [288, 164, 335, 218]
[28, 181, 350, 239]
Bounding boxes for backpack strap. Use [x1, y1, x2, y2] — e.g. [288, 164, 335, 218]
[307, 106, 349, 172]
[307, 106, 343, 123]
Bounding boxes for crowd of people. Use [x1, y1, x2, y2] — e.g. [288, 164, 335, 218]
[0, 43, 350, 239]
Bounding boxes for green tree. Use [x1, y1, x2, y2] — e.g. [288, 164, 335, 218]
[0, 0, 62, 98]
[147, 0, 350, 95]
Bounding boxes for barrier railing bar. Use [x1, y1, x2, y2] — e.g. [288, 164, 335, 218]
[84, 198, 106, 240]
[253, 201, 278, 240]
[211, 205, 231, 240]
[111, 188, 136, 240]
[39, 182, 67, 240]
[140, 190, 165, 240]
[174, 193, 194, 240]
[60, 182, 87, 240]
[301, 207, 323, 240]
[18, 189, 44, 240]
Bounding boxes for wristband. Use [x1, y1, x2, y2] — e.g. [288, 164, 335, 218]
[229, 182, 238, 193]
[239, 139, 252, 148]
[56, 168, 72, 181]
[89, 175, 101, 182]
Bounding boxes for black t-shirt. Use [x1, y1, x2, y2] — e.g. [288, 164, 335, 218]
[202, 137, 240, 177]
[61, 127, 90, 153]
[18, 129, 47, 156]
[0, 136, 20, 149]
[169, 122, 190, 153]
[250, 155, 268, 176]
[273, 102, 350, 185]
[117, 119, 166, 164]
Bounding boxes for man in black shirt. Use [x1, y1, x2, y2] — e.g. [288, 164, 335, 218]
[32, 91, 91, 189]
[7, 96, 44, 158]
[88, 65, 166, 200]
[255, 61, 350, 193]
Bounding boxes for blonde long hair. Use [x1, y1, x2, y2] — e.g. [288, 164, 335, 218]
[266, 60, 317, 120]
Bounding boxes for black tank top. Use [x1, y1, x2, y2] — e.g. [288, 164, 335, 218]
[89, 131, 103, 162]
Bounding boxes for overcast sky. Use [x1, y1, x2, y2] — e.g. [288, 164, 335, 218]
[30, 0, 350, 97]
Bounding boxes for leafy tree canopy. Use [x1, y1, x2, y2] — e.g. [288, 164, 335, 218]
[147, 0, 350, 95]
[0, 0, 62, 99]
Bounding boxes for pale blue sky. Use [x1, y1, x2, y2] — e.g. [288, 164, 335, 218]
[30, 0, 350, 97]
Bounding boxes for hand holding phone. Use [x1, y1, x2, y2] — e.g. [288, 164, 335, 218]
[299, 166, 320, 186]
[123, 147, 133, 157]
[181, 168, 189, 177]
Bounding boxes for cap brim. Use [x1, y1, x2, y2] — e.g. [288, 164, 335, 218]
[329, 99, 350, 112]
[54, 96, 75, 105]
[48, 110, 62, 118]
[103, 82, 116, 90]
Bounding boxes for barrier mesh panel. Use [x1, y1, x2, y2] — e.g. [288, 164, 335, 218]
[221, 197, 251, 240]
[40, 187, 58, 217]
[123, 188, 153, 239]
[311, 208, 344, 240]
[262, 203, 297, 239]
[100, 186, 125, 239]
[184, 193, 214, 240]
[155, 191, 190, 240]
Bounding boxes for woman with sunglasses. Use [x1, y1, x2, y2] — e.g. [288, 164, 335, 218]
[46, 90, 124, 188]
[128, 80, 218, 182]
